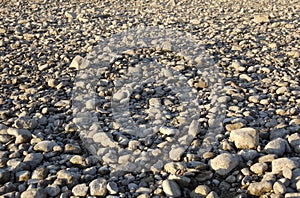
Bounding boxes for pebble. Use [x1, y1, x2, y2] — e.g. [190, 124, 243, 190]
[190, 185, 211, 197]
[162, 180, 181, 197]
[72, 184, 89, 197]
[89, 178, 107, 196]
[209, 153, 239, 176]
[229, 127, 258, 149]
[272, 158, 299, 174]
[247, 181, 273, 196]
[288, 133, 300, 153]
[21, 189, 46, 198]
[6, 128, 32, 144]
[33, 140, 58, 152]
[273, 181, 286, 194]
[250, 162, 268, 175]
[107, 181, 119, 194]
[253, 14, 270, 23]
[23, 153, 43, 170]
[264, 138, 289, 156]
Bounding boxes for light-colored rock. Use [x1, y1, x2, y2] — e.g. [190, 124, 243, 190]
[253, 14, 270, 23]
[89, 178, 107, 196]
[34, 140, 57, 152]
[250, 162, 268, 175]
[273, 181, 286, 194]
[272, 158, 298, 173]
[209, 153, 239, 176]
[229, 127, 258, 149]
[248, 181, 273, 196]
[162, 180, 181, 197]
[21, 189, 46, 198]
[72, 184, 89, 197]
[190, 185, 211, 198]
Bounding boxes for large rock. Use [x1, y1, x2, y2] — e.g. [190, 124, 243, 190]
[229, 127, 258, 149]
[209, 153, 239, 176]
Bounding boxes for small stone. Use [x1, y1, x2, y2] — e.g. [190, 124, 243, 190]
[264, 138, 288, 156]
[164, 162, 186, 175]
[190, 185, 211, 198]
[250, 162, 268, 175]
[285, 193, 300, 198]
[107, 182, 119, 194]
[16, 171, 30, 182]
[47, 79, 57, 88]
[273, 181, 286, 194]
[238, 149, 258, 161]
[288, 133, 300, 153]
[272, 158, 298, 173]
[206, 191, 219, 198]
[65, 12, 77, 19]
[229, 127, 258, 149]
[72, 184, 89, 197]
[34, 140, 57, 152]
[0, 169, 11, 184]
[248, 181, 273, 196]
[162, 180, 181, 197]
[69, 55, 85, 70]
[253, 14, 270, 23]
[31, 167, 48, 180]
[259, 154, 276, 163]
[46, 184, 61, 197]
[70, 155, 85, 166]
[7, 128, 31, 144]
[159, 126, 178, 136]
[169, 147, 185, 161]
[23, 153, 43, 170]
[276, 87, 288, 95]
[282, 167, 293, 179]
[209, 153, 239, 176]
[89, 178, 107, 196]
[21, 189, 46, 198]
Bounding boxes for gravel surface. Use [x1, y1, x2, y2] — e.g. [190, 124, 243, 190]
[0, 0, 299, 197]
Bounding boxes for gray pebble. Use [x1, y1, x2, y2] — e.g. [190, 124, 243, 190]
[162, 179, 181, 197]
[209, 153, 239, 176]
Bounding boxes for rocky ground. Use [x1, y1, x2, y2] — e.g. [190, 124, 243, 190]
[0, 0, 299, 197]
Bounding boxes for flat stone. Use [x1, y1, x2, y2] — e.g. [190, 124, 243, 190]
[253, 14, 270, 23]
[229, 127, 258, 149]
[34, 140, 57, 152]
[209, 153, 239, 176]
[162, 180, 181, 197]
[164, 162, 186, 175]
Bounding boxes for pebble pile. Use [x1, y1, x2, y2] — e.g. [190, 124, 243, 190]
[0, 0, 299, 197]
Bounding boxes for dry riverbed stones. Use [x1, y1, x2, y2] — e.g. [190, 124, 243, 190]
[0, 0, 299, 197]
